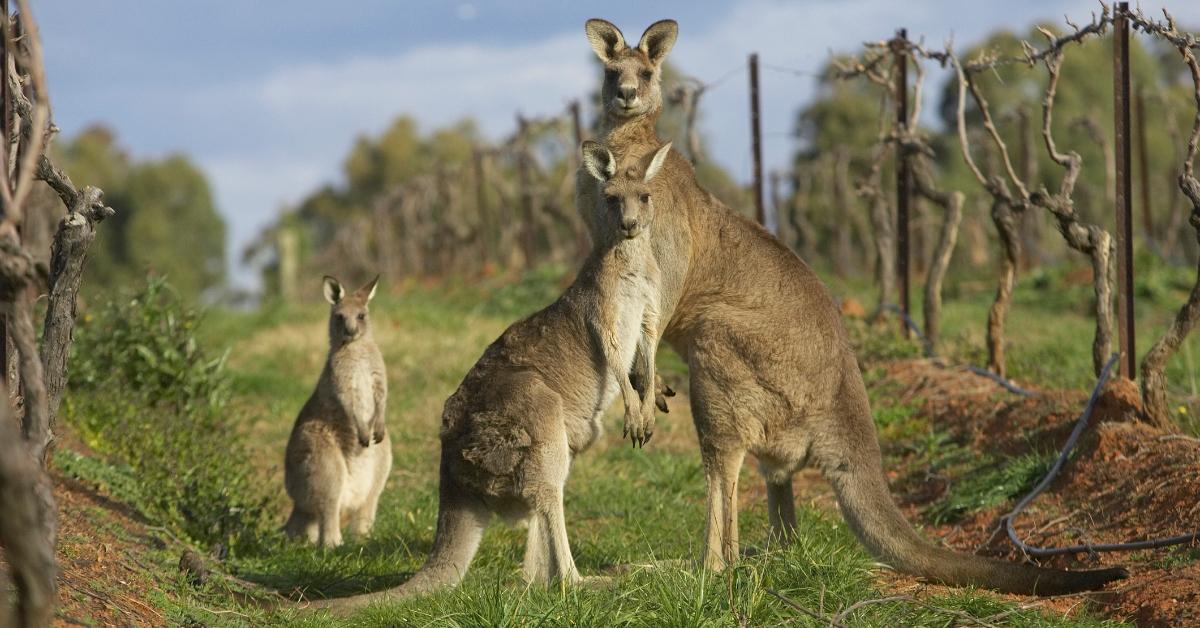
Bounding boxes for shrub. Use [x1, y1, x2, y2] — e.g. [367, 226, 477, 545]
[63, 277, 273, 552]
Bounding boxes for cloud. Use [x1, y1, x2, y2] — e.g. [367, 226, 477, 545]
[253, 33, 592, 140]
[200, 153, 327, 257]
[456, 3, 479, 21]
[125, 0, 1200, 291]
[207, 32, 596, 288]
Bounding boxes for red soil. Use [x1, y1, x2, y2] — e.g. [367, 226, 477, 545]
[878, 360, 1200, 627]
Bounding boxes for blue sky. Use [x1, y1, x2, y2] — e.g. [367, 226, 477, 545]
[37, 1, 1200, 289]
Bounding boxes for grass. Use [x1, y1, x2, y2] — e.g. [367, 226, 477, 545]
[54, 261, 1182, 625]
[116, 265, 1119, 626]
[923, 452, 1054, 525]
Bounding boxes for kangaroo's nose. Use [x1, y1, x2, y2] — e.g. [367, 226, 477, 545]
[621, 218, 639, 232]
[618, 86, 637, 102]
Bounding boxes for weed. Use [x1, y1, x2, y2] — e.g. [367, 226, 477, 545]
[63, 277, 274, 553]
[925, 452, 1054, 524]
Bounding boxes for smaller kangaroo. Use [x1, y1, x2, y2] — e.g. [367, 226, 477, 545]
[315, 142, 670, 611]
[284, 275, 391, 548]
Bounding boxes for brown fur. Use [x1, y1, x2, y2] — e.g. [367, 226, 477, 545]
[575, 18, 1128, 596]
[311, 143, 672, 611]
[284, 276, 392, 548]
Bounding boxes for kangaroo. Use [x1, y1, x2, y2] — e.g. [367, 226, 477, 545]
[313, 141, 670, 611]
[284, 275, 391, 548]
[576, 18, 1127, 595]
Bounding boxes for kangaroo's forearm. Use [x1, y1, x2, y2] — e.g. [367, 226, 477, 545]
[628, 345, 652, 403]
[637, 318, 659, 412]
[613, 362, 639, 414]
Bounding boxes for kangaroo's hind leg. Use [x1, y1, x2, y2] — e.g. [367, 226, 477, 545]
[284, 508, 319, 544]
[524, 483, 579, 585]
[517, 382, 580, 585]
[311, 455, 346, 548]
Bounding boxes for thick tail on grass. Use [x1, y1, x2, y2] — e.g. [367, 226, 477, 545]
[827, 447, 1128, 595]
[305, 485, 488, 616]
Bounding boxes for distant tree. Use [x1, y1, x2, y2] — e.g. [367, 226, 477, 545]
[123, 157, 226, 297]
[790, 57, 891, 275]
[54, 126, 226, 297]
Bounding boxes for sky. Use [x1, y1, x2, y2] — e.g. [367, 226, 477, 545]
[36, 0, 1200, 290]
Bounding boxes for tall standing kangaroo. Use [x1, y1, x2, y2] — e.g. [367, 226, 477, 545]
[284, 275, 392, 548]
[576, 18, 1127, 595]
[314, 141, 670, 611]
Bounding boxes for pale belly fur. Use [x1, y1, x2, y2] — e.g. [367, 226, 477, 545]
[587, 276, 653, 427]
[340, 443, 387, 511]
[344, 374, 376, 434]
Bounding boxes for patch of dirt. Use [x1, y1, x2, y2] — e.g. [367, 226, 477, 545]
[52, 472, 169, 626]
[1, 431, 174, 626]
[840, 297, 867, 319]
[876, 359, 1200, 627]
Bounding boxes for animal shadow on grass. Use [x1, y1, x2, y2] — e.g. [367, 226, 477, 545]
[238, 535, 435, 600]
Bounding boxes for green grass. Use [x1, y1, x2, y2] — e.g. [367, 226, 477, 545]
[123, 266, 1119, 626]
[924, 452, 1054, 525]
[53, 263, 1164, 625]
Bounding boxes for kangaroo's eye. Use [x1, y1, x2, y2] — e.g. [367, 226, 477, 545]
[357, 313, 366, 321]
[605, 69, 618, 81]
[606, 196, 620, 210]
[641, 70, 653, 81]
[640, 193, 650, 203]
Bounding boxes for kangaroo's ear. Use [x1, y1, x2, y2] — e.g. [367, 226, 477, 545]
[359, 275, 380, 301]
[637, 19, 677, 66]
[585, 18, 626, 63]
[582, 140, 616, 182]
[323, 276, 344, 304]
[643, 142, 672, 182]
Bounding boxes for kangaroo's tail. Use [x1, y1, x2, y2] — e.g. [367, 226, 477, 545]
[820, 369, 1127, 596]
[307, 473, 488, 615]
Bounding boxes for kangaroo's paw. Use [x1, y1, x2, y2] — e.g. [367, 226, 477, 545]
[623, 408, 652, 448]
[653, 373, 676, 413]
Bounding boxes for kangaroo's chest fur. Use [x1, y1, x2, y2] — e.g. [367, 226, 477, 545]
[322, 340, 385, 437]
[580, 239, 659, 438]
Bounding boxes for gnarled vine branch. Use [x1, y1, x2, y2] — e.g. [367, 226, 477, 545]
[1140, 8, 1200, 430]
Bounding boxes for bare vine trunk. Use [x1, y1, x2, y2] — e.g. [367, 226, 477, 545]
[912, 158, 963, 352]
[40, 174, 114, 421]
[1088, 229, 1115, 376]
[866, 180, 896, 317]
[787, 166, 816, 261]
[1141, 181, 1200, 428]
[0, 394, 57, 627]
[856, 141, 896, 318]
[831, 151, 854, 276]
[1142, 51, 1200, 427]
[987, 196, 1021, 378]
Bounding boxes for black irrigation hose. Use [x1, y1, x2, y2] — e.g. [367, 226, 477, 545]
[880, 303, 930, 351]
[1001, 353, 1200, 557]
[964, 365, 1040, 398]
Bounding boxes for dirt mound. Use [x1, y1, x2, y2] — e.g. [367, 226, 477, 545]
[878, 360, 1200, 626]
